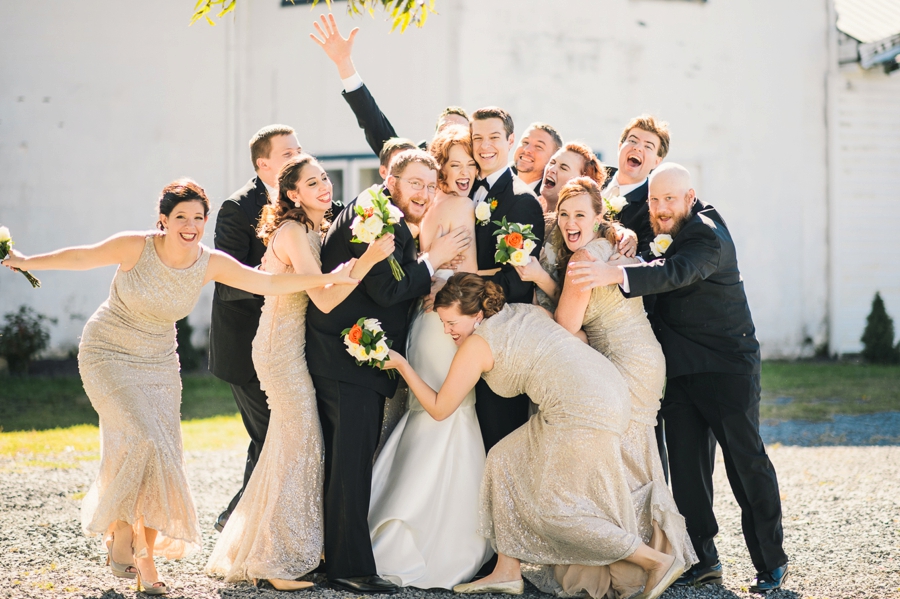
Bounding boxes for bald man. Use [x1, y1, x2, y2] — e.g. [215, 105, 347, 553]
[568, 164, 789, 594]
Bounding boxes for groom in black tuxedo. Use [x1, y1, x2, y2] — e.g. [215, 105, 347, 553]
[306, 150, 470, 593]
[469, 107, 545, 453]
[570, 164, 789, 593]
[208, 124, 302, 532]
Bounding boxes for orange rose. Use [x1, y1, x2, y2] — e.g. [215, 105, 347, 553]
[348, 324, 364, 344]
[364, 208, 375, 218]
[505, 232, 524, 249]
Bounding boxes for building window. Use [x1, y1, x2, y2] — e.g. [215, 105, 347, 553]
[318, 154, 381, 208]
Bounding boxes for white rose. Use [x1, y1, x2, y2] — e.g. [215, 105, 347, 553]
[522, 239, 536, 254]
[386, 203, 403, 224]
[372, 340, 390, 361]
[363, 318, 383, 333]
[354, 343, 371, 362]
[358, 191, 375, 210]
[475, 201, 492, 223]
[0, 226, 10, 243]
[352, 218, 378, 244]
[606, 195, 628, 214]
[496, 234, 506, 245]
[650, 234, 673, 257]
[363, 214, 384, 237]
[509, 249, 531, 267]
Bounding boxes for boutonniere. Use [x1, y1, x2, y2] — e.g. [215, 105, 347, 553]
[603, 195, 628, 220]
[650, 234, 673, 257]
[475, 197, 499, 226]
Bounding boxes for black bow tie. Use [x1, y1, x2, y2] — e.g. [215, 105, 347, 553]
[472, 178, 490, 194]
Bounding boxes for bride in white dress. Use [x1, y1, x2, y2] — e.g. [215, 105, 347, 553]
[368, 126, 494, 588]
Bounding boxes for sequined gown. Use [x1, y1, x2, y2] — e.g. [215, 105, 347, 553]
[539, 239, 696, 597]
[206, 224, 324, 582]
[79, 234, 207, 559]
[474, 304, 646, 596]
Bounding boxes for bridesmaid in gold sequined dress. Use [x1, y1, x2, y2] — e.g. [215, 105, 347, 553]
[1, 179, 359, 595]
[205, 155, 394, 591]
[382, 274, 685, 599]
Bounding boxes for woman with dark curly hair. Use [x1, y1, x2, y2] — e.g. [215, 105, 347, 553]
[383, 273, 685, 599]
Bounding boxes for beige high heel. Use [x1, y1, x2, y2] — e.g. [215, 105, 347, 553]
[135, 562, 168, 596]
[105, 533, 137, 579]
[254, 578, 315, 591]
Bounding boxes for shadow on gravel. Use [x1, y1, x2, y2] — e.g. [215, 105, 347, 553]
[760, 411, 900, 446]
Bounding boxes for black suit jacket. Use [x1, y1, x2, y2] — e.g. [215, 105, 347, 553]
[623, 200, 761, 378]
[342, 84, 399, 157]
[605, 168, 653, 255]
[306, 186, 433, 398]
[208, 177, 268, 385]
[472, 168, 545, 304]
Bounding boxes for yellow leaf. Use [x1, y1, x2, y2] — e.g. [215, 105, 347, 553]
[206, 15, 216, 25]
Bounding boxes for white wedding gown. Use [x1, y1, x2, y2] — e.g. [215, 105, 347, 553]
[369, 273, 493, 589]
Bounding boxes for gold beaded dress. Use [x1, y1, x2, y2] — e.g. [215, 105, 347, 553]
[540, 238, 696, 598]
[206, 223, 324, 582]
[473, 304, 646, 597]
[78, 234, 207, 560]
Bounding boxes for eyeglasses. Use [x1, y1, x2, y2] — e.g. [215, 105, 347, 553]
[396, 177, 437, 194]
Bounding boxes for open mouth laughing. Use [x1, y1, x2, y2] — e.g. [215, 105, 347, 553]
[455, 178, 471, 193]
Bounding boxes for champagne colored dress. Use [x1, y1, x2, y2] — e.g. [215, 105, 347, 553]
[206, 224, 324, 582]
[474, 304, 644, 598]
[79, 234, 207, 559]
[551, 238, 696, 597]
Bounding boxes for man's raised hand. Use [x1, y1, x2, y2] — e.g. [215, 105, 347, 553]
[310, 13, 359, 79]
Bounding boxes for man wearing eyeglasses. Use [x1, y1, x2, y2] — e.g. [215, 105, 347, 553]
[306, 149, 471, 594]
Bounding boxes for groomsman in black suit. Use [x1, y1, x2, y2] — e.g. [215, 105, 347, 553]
[306, 150, 471, 593]
[208, 125, 303, 532]
[311, 14, 469, 156]
[569, 164, 789, 593]
[469, 107, 544, 453]
[511, 122, 563, 196]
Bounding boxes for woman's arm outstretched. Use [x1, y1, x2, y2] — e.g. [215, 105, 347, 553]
[205, 250, 358, 296]
[2, 233, 147, 272]
[383, 335, 493, 421]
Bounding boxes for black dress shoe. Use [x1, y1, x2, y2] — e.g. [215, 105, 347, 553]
[214, 510, 230, 533]
[672, 561, 723, 587]
[329, 575, 399, 594]
[750, 563, 788, 594]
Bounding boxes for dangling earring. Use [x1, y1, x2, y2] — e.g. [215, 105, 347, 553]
[593, 222, 600, 232]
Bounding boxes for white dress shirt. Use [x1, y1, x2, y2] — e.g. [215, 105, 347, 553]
[604, 172, 646, 198]
[473, 167, 509, 205]
[342, 71, 365, 94]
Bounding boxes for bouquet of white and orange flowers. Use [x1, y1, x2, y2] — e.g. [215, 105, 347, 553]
[350, 187, 405, 280]
[0, 226, 41, 288]
[341, 317, 394, 378]
[493, 217, 538, 267]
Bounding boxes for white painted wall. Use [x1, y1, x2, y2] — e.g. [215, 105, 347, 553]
[2, 0, 887, 358]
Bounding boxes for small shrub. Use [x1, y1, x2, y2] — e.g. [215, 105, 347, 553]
[176, 316, 203, 372]
[0, 305, 58, 376]
[860, 292, 900, 365]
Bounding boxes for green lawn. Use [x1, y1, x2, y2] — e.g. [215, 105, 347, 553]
[759, 360, 900, 421]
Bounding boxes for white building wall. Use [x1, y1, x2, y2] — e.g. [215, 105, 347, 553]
[0, 0, 864, 358]
[829, 65, 900, 353]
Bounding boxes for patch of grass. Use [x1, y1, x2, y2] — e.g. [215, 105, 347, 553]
[0, 374, 236, 432]
[760, 361, 900, 421]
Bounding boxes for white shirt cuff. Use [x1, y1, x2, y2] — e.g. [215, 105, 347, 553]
[418, 253, 435, 276]
[619, 267, 630, 294]
[342, 72, 364, 93]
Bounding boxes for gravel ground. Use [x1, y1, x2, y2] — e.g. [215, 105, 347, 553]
[1, 425, 898, 599]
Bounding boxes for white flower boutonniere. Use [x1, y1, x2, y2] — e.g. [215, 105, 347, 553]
[603, 195, 628, 220]
[475, 198, 498, 226]
[650, 234, 673, 257]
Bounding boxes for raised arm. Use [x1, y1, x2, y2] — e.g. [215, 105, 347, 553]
[2, 233, 146, 272]
[310, 13, 398, 157]
[273, 222, 394, 313]
[205, 250, 357, 296]
[384, 334, 493, 421]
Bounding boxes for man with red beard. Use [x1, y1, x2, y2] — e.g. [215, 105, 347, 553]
[306, 150, 471, 594]
[568, 164, 789, 594]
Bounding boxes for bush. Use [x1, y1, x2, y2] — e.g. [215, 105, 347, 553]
[860, 292, 900, 365]
[0, 305, 58, 376]
[176, 316, 203, 372]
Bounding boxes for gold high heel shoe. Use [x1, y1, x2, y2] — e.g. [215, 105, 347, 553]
[253, 578, 315, 591]
[105, 533, 137, 579]
[453, 579, 524, 595]
[135, 562, 168, 596]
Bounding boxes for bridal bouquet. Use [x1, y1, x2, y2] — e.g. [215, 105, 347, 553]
[342, 317, 395, 378]
[0, 226, 41, 288]
[350, 187, 405, 280]
[493, 217, 538, 267]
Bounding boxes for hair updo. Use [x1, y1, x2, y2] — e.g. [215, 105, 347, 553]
[257, 153, 319, 244]
[434, 273, 506, 318]
[157, 178, 210, 230]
